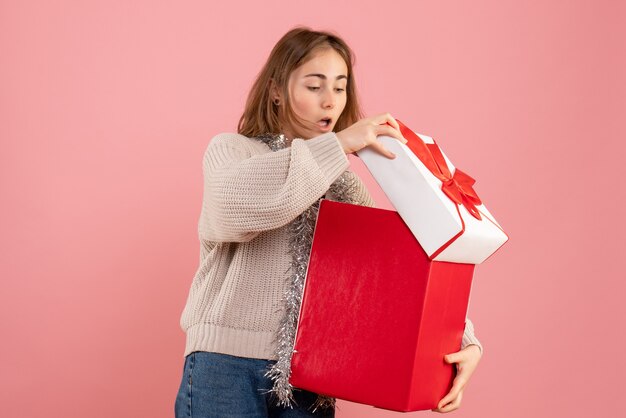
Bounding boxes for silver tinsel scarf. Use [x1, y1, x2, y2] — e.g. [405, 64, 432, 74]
[253, 132, 364, 413]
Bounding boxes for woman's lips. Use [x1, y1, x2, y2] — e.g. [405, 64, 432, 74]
[317, 118, 332, 131]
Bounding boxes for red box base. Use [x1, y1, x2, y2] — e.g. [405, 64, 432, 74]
[290, 199, 475, 412]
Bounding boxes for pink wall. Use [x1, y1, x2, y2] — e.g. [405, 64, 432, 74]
[1, 1, 624, 417]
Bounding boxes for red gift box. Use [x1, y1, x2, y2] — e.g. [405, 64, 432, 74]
[289, 199, 475, 412]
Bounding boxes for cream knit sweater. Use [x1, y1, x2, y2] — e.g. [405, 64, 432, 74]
[179, 131, 483, 360]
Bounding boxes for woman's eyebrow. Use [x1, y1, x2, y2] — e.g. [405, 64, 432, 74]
[304, 73, 347, 81]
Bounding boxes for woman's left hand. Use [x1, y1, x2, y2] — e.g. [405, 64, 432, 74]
[431, 344, 482, 413]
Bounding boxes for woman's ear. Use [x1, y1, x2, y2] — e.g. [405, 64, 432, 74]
[269, 78, 282, 103]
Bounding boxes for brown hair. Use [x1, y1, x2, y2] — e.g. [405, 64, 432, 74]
[237, 26, 364, 139]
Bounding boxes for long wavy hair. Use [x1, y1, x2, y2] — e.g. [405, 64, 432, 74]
[237, 26, 365, 139]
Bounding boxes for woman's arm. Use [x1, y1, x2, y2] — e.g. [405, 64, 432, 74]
[461, 317, 483, 355]
[198, 132, 350, 242]
[325, 169, 377, 208]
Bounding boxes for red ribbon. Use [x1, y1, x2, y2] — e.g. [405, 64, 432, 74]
[390, 119, 483, 220]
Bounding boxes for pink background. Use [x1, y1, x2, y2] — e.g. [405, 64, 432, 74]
[1, 1, 624, 417]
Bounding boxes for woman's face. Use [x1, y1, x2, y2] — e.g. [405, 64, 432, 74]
[280, 48, 348, 140]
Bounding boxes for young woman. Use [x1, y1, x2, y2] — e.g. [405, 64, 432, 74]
[175, 26, 483, 418]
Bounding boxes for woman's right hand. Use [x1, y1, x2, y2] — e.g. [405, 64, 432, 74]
[335, 113, 408, 159]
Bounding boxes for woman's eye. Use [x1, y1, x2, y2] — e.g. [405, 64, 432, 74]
[307, 86, 344, 92]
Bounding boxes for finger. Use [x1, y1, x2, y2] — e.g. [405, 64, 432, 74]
[437, 394, 452, 410]
[372, 112, 399, 131]
[389, 115, 400, 132]
[443, 350, 467, 363]
[438, 376, 466, 408]
[375, 124, 407, 144]
[439, 397, 460, 413]
[438, 392, 460, 412]
[444, 351, 463, 364]
[437, 387, 458, 408]
[437, 389, 456, 409]
[368, 140, 396, 159]
[382, 118, 400, 131]
[439, 390, 463, 413]
[377, 122, 406, 143]
[449, 374, 468, 397]
[437, 397, 455, 412]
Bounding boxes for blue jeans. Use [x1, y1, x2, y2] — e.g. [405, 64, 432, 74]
[175, 351, 336, 418]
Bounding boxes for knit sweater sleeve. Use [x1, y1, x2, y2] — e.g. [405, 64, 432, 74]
[325, 169, 377, 208]
[198, 131, 350, 242]
[461, 317, 483, 355]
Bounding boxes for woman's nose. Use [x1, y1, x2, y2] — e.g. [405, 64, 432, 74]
[322, 91, 335, 108]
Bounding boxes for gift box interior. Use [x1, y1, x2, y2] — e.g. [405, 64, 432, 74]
[289, 199, 475, 412]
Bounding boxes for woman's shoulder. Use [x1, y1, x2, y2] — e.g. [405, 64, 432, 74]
[205, 132, 269, 154]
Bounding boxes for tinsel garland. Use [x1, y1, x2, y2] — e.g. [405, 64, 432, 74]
[254, 132, 365, 413]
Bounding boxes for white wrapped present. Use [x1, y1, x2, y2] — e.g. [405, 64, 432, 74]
[355, 119, 508, 264]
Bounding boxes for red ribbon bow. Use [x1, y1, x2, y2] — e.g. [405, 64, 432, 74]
[391, 119, 483, 220]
